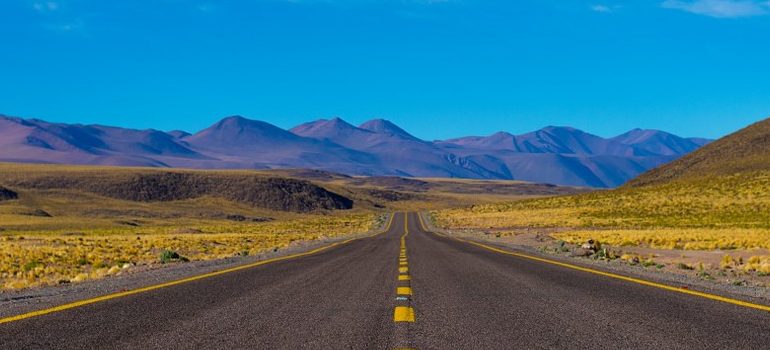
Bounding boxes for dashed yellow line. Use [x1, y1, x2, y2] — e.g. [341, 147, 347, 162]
[393, 306, 415, 322]
[0, 214, 398, 325]
[415, 212, 770, 313]
[393, 213, 416, 324]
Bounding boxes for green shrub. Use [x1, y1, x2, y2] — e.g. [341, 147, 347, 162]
[160, 250, 188, 264]
[23, 260, 42, 271]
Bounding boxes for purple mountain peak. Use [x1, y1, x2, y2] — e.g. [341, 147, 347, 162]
[321, 117, 357, 129]
[359, 119, 417, 140]
[539, 125, 582, 134]
[489, 131, 515, 138]
[290, 117, 361, 138]
[167, 130, 191, 139]
[214, 115, 255, 127]
[184, 116, 300, 152]
[208, 116, 289, 134]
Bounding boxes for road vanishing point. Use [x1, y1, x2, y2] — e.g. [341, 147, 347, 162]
[2, 212, 770, 349]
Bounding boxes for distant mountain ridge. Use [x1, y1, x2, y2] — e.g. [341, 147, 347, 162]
[441, 126, 704, 157]
[0, 114, 711, 187]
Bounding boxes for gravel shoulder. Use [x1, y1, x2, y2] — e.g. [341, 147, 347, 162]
[420, 213, 770, 307]
[0, 216, 390, 319]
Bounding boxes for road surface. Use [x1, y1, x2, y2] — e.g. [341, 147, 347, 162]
[2, 212, 770, 349]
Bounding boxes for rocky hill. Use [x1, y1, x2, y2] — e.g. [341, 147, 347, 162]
[3, 171, 353, 213]
[628, 117, 770, 187]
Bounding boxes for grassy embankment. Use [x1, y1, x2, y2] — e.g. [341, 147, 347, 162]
[0, 214, 375, 289]
[0, 163, 377, 289]
[434, 172, 770, 274]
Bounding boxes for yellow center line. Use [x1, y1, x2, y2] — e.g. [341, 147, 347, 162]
[416, 213, 770, 313]
[393, 306, 415, 322]
[393, 214, 416, 324]
[0, 214, 398, 325]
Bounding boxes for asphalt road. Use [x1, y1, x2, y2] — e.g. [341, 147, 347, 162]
[2, 212, 770, 349]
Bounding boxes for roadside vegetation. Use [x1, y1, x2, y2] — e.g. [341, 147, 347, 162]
[437, 172, 770, 231]
[0, 214, 374, 289]
[433, 171, 770, 283]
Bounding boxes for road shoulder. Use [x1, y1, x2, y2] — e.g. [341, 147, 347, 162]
[418, 212, 770, 308]
[0, 214, 392, 319]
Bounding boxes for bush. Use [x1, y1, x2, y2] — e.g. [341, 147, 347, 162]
[720, 255, 735, 270]
[697, 271, 714, 280]
[160, 250, 188, 264]
[23, 260, 42, 271]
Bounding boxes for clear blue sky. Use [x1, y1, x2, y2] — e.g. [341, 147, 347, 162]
[1, 0, 769, 140]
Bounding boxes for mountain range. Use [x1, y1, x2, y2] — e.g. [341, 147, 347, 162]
[0, 114, 710, 188]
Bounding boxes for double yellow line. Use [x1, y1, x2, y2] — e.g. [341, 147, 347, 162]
[394, 213, 415, 322]
[0, 214, 396, 325]
[416, 213, 770, 313]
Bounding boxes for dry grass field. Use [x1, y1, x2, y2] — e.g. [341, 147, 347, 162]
[433, 170, 770, 283]
[436, 171, 770, 231]
[0, 214, 375, 289]
[0, 162, 570, 290]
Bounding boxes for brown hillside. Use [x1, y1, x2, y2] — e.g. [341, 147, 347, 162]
[627, 117, 770, 187]
[3, 172, 352, 212]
